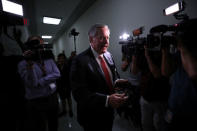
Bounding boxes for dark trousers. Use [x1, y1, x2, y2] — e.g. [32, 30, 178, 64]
[1, 93, 26, 131]
[81, 117, 113, 131]
[24, 93, 58, 131]
[167, 115, 197, 131]
[82, 123, 113, 131]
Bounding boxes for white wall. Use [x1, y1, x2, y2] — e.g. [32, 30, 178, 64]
[53, 0, 197, 78]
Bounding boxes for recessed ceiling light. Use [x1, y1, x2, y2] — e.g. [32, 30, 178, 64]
[42, 35, 52, 39]
[43, 16, 61, 25]
[2, 0, 23, 16]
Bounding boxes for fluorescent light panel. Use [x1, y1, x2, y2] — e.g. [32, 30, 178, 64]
[1, 0, 23, 16]
[42, 35, 52, 39]
[165, 3, 179, 15]
[43, 17, 61, 25]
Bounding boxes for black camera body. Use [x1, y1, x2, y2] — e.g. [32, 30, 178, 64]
[117, 1, 197, 127]
[24, 40, 53, 61]
[25, 39, 53, 51]
[120, 37, 145, 59]
[25, 40, 43, 50]
[119, 22, 186, 58]
[119, 1, 192, 58]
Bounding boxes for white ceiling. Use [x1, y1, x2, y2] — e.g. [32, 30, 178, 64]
[23, 0, 96, 44]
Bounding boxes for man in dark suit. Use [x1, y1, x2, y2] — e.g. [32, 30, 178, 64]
[70, 24, 128, 131]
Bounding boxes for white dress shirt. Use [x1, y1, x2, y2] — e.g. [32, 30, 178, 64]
[90, 46, 113, 107]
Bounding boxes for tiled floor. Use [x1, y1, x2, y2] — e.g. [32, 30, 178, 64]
[58, 115, 83, 131]
[58, 96, 141, 131]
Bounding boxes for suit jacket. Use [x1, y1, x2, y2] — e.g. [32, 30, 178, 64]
[70, 47, 119, 127]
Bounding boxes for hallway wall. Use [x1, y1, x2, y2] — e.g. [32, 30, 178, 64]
[53, 0, 197, 78]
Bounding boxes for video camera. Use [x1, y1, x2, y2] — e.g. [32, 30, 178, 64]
[117, 1, 197, 127]
[119, 25, 179, 58]
[119, 1, 189, 58]
[25, 39, 52, 51]
[24, 39, 53, 61]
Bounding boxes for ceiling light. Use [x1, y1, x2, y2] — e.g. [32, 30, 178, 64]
[1, 0, 23, 16]
[42, 35, 52, 39]
[43, 17, 61, 25]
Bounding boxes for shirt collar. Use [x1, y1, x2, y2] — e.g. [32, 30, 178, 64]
[90, 45, 104, 59]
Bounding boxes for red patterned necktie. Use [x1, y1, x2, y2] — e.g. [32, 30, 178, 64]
[98, 56, 113, 93]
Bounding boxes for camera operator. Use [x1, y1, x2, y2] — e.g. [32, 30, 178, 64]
[120, 50, 143, 128]
[17, 35, 60, 131]
[130, 45, 170, 131]
[121, 52, 142, 86]
[161, 19, 197, 130]
[118, 51, 141, 128]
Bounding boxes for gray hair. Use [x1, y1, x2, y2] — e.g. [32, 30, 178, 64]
[88, 23, 110, 37]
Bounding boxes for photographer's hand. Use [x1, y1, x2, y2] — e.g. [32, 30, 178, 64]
[24, 50, 34, 69]
[131, 55, 140, 75]
[179, 46, 197, 83]
[40, 62, 46, 76]
[161, 48, 175, 77]
[144, 45, 161, 78]
[121, 60, 129, 71]
[144, 45, 150, 59]
[121, 53, 130, 71]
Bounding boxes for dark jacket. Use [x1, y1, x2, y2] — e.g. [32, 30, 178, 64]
[70, 47, 119, 127]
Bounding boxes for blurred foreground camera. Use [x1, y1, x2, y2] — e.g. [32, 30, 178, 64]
[119, 1, 190, 58]
[117, 1, 197, 128]
[119, 25, 178, 58]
